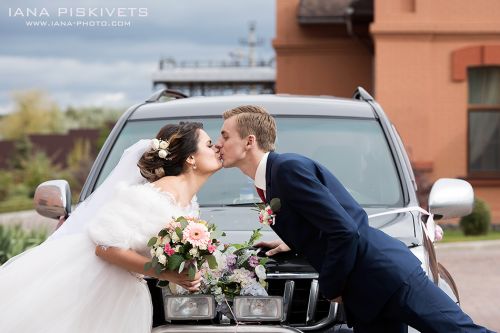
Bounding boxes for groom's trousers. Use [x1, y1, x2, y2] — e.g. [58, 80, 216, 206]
[352, 268, 495, 333]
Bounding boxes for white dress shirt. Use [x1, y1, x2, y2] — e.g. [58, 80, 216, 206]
[254, 152, 270, 195]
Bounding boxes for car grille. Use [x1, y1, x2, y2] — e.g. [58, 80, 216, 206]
[266, 273, 339, 330]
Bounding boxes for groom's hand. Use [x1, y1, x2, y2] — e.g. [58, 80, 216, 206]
[255, 239, 291, 256]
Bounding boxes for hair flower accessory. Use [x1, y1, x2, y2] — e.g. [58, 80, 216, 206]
[151, 138, 173, 160]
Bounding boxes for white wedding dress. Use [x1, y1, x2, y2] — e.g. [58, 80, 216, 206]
[0, 182, 199, 333]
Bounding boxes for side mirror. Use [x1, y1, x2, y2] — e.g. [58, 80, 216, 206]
[34, 180, 72, 220]
[428, 178, 473, 220]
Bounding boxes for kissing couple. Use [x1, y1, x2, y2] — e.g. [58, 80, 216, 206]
[0, 105, 492, 333]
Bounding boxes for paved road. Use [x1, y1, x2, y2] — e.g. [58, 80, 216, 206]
[436, 240, 500, 331]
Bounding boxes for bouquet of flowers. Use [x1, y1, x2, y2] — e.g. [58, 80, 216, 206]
[145, 216, 223, 287]
[201, 228, 269, 316]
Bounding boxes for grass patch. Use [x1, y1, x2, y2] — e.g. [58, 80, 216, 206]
[0, 196, 33, 214]
[440, 229, 500, 243]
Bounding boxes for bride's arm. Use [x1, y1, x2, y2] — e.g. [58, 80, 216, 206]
[94, 246, 201, 291]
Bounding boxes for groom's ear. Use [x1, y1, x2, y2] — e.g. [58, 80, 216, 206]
[245, 135, 257, 149]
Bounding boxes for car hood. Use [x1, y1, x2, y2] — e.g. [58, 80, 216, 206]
[200, 206, 419, 247]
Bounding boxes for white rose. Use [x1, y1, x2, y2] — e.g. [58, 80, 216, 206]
[161, 236, 171, 245]
[255, 265, 266, 280]
[158, 254, 167, 265]
[189, 248, 198, 257]
[171, 233, 180, 243]
[151, 138, 160, 150]
[159, 140, 169, 149]
[155, 247, 164, 257]
[150, 248, 156, 258]
[158, 149, 167, 159]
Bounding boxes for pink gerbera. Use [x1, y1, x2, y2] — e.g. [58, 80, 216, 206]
[182, 222, 210, 248]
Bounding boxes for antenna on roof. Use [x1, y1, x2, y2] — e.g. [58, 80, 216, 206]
[239, 21, 264, 67]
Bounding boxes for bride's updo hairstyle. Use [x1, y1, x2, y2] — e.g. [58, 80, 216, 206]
[137, 121, 203, 182]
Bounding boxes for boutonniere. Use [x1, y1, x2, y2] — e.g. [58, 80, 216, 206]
[255, 198, 281, 226]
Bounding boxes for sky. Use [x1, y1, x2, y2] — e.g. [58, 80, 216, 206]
[0, 0, 275, 114]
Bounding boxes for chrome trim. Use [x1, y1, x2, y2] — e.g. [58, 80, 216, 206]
[34, 180, 72, 220]
[297, 302, 339, 331]
[281, 280, 295, 323]
[152, 325, 303, 333]
[267, 273, 319, 280]
[305, 279, 319, 324]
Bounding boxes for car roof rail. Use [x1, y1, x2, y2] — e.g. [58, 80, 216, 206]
[352, 86, 374, 101]
[145, 89, 188, 103]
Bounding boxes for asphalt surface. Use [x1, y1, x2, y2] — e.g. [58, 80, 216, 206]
[436, 240, 500, 331]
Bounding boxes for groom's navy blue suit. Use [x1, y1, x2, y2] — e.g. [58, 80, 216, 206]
[264, 152, 491, 332]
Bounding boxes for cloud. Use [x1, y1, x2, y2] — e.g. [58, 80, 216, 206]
[0, 56, 156, 111]
[0, 0, 275, 113]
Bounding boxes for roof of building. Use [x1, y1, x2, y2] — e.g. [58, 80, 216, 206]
[152, 66, 276, 84]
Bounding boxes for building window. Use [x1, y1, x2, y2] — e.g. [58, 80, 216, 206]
[468, 66, 500, 177]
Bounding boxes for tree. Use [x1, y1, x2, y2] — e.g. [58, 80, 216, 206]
[0, 90, 64, 139]
[64, 106, 121, 129]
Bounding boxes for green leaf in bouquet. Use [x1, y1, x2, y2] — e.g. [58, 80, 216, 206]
[180, 219, 188, 230]
[248, 228, 263, 246]
[176, 216, 188, 223]
[154, 264, 163, 276]
[178, 260, 186, 274]
[237, 251, 252, 266]
[188, 264, 196, 279]
[259, 257, 269, 266]
[143, 261, 153, 272]
[205, 254, 218, 269]
[147, 237, 158, 247]
[151, 256, 159, 265]
[210, 229, 224, 240]
[158, 229, 168, 237]
[167, 254, 184, 271]
[231, 244, 244, 250]
[175, 227, 183, 241]
[157, 280, 168, 288]
[270, 198, 281, 212]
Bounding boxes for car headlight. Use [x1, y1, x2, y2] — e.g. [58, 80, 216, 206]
[164, 295, 216, 320]
[233, 296, 283, 321]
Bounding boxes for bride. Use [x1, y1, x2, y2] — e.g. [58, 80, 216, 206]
[0, 121, 222, 332]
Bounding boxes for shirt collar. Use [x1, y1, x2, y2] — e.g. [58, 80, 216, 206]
[254, 152, 269, 191]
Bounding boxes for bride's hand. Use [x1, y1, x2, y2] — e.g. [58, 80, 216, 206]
[160, 270, 202, 292]
[255, 239, 291, 256]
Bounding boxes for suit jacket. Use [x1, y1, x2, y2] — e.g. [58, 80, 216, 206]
[265, 152, 421, 323]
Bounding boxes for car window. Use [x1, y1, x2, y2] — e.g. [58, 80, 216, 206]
[94, 117, 403, 207]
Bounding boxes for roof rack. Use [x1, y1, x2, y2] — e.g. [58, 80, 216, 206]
[352, 86, 373, 101]
[145, 89, 188, 103]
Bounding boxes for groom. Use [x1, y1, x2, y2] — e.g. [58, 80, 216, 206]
[215, 105, 492, 333]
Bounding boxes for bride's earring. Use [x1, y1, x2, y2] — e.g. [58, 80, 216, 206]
[192, 163, 197, 170]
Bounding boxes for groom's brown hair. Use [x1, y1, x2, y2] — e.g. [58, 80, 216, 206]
[223, 105, 276, 152]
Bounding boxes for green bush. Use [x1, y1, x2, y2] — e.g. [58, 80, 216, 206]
[0, 172, 13, 201]
[459, 198, 491, 236]
[0, 224, 48, 265]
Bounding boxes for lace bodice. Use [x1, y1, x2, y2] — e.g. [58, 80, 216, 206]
[87, 183, 199, 256]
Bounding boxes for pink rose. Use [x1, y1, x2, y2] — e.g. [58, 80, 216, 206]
[164, 243, 175, 256]
[208, 244, 217, 253]
[434, 225, 444, 242]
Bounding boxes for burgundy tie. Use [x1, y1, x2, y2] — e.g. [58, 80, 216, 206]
[255, 187, 266, 202]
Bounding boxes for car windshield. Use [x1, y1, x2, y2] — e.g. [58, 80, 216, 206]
[95, 117, 403, 207]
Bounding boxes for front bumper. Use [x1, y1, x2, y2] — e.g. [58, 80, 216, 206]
[152, 325, 303, 333]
